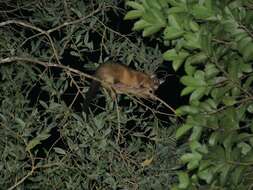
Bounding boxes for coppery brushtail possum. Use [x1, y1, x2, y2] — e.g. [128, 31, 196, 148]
[84, 63, 162, 114]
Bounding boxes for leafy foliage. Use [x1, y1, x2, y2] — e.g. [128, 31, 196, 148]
[0, 0, 180, 189]
[126, 0, 253, 189]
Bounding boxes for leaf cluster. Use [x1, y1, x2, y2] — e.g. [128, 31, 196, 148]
[0, 0, 179, 189]
[126, 0, 253, 189]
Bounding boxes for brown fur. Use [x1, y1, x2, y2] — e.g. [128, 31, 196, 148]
[84, 63, 160, 114]
[95, 63, 160, 94]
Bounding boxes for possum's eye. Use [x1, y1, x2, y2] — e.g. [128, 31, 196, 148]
[149, 89, 153, 94]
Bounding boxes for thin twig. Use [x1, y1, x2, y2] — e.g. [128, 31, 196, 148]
[7, 168, 34, 190]
[0, 56, 180, 121]
[239, 24, 253, 39]
[68, 72, 86, 108]
[0, 20, 60, 64]
[47, 6, 102, 34]
[0, 56, 96, 81]
[115, 98, 121, 144]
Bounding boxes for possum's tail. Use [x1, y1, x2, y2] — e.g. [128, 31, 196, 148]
[83, 80, 100, 115]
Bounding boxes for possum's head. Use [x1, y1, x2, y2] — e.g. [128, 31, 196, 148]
[141, 74, 164, 95]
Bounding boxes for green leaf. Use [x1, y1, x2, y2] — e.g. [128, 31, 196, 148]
[168, 14, 182, 29]
[198, 168, 213, 184]
[94, 114, 105, 129]
[220, 164, 231, 186]
[237, 37, 252, 53]
[186, 52, 207, 65]
[234, 29, 248, 42]
[190, 87, 206, 102]
[240, 63, 252, 73]
[187, 159, 200, 170]
[228, 61, 239, 80]
[242, 150, 253, 162]
[172, 59, 184, 71]
[206, 99, 217, 109]
[124, 10, 143, 20]
[181, 86, 195, 96]
[205, 64, 219, 79]
[183, 33, 201, 49]
[71, 8, 83, 18]
[181, 153, 195, 163]
[222, 96, 236, 106]
[189, 21, 199, 32]
[190, 126, 203, 142]
[211, 84, 232, 100]
[242, 43, 253, 61]
[192, 5, 214, 20]
[126, 1, 145, 11]
[222, 20, 238, 33]
[211, 146, 225, 160]
[163, 26, 184, 40]
[176, 105, 199, 116]
[26, 139, 41, 151]
[247, 104, 253, 113]
[237, 142, 251, 155]
[180, 76, 205, 87]
[189, 140, 202, 151]
[26, 129, 51, 151]
[184, 61, 196, 75]
[176, 124, 193, 139]
[163, 50, 189, 71]
[142, 25, 162, 37]
[54, 147, 66, 155]
[209, 132, 220, 146]
[244, 76, 253, 89]
[151, 7, 166, 26]
[223, 109, 239, 130]
[223, 132, 236, 150]
[231, 166, 244, 185]
[181, 152, 202, 170]
[142, 11, 157, 23]
[163, 49, 177, 61]
[168, 6, 186, 14]
[199, 160, 212, 171]
[172, 51, 189, 71]
[70, 51, 80, 57]
[166, 0, 181, 7]
[15, 118, 26, 128]
[133, 19, 151, 31]
[146, 0, 162, 10]
[178, 172, 190, 189]
[158, 0, 168, 8]
[171, 186, 180, 190]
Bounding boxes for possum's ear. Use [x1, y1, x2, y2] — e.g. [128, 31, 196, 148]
[151, 74, 157, 79]
[151, 74, 165, 85]
[159, 78, 165, 84]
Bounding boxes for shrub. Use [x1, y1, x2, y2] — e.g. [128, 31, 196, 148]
[125, 0, 253, 189]
[0, 0, 179, 189]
